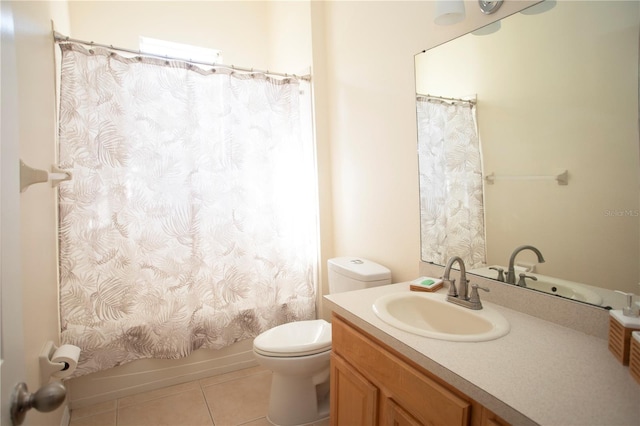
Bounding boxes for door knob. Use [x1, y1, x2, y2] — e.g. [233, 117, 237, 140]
[10, 381, 66, 425]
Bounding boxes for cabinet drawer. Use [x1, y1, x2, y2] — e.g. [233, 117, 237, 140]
[332, 315, 471, 426]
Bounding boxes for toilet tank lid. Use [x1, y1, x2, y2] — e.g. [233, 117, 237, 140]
[328, 257, 391, 282]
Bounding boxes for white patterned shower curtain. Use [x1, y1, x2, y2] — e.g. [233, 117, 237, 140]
[57, 43, 318, 377]
[416, 97, 486, 268]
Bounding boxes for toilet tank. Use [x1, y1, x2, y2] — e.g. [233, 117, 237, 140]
[327, 257, 391, 294]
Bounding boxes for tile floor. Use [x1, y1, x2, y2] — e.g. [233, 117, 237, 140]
[68, 366, 331, 426]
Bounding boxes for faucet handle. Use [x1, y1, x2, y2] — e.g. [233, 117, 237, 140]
[517, 273, 537, 288]
[471, 284, 489, 293]
[489, 267, 505, 282]
[468, 284, 489, 310]
[445, 278, 458, 298]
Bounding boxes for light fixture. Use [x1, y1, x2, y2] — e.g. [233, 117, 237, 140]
[478, 0, 503, 15]
[434, 0, 466, 26]
[520, 0, 557, 15]
[471, 20, 501, 36]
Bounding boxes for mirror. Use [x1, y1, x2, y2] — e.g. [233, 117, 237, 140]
[415, 1, 639, 310]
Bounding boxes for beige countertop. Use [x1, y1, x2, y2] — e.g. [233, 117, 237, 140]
[324, 282, 640, 426]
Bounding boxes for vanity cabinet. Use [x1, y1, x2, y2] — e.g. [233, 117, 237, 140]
[330, 314, 509, 426]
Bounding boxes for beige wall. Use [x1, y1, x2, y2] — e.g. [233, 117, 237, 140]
[314, 0, 536, 300]
[68, 1, 271, 68]
[316, 0, 425, 292]
[267, 0, 312, 73]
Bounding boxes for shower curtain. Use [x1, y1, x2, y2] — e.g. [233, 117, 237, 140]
[57, 43, 317, 377]
[416, 97, 486, 268]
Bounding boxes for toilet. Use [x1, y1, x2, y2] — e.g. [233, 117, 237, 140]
[253, 257, 391, 426]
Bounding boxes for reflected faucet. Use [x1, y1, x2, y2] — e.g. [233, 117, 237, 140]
[517, 273, 538, 288]
[506, 245, 546, 284]
[444, 256, 489, 310]
[489, 266, 505, 282]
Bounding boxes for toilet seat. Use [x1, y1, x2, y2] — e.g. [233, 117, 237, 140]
[253, 319, 332, 357]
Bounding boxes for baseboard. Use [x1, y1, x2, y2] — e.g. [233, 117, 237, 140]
[66, 340, 258, 409]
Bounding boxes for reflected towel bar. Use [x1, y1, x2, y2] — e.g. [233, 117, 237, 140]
[20, 160, 72, 192]
[484, 170, 568, 186]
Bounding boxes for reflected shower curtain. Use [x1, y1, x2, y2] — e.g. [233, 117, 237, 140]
[57, 43, 317, 377]
[416, 97, 486, 268]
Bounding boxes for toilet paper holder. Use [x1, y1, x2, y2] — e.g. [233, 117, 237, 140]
[39, 341, 71, 386]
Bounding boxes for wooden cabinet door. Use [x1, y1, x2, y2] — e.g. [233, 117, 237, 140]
[332, 315, 470, 426]
[480, 407, 510, 426]
[330, 352, 378, 426]
[384, 398, 422, 426]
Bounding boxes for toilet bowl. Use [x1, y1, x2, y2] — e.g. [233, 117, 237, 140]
[253, 319, 332, 426]
[253, 257, 391, 426]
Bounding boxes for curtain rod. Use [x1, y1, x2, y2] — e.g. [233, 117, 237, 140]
[417, 93, 476, 105]
[53, 32, 311, 82]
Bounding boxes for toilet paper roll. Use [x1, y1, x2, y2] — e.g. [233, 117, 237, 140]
[51, 344, 81, 379]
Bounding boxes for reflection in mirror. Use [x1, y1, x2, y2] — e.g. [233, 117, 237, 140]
[415, 1, 639, 310]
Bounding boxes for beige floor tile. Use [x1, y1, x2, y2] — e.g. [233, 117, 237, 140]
[239, 417, 271, 426]
[203, 371, 271, 426]
[70, 400, 117, 420]
[199, 365, 269, 387]
[118, 380, 201, 408]
[313, 418, 330, 426]
[117, 388, 213, 426]
[69, 409, 117, 426]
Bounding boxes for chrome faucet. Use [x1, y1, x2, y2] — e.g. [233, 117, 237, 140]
[444, 256, 489, 310]
[506, 245, 545, 284]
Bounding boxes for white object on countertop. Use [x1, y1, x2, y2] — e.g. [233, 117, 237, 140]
[614, 291, 639, 317]
[610, 310, 640, 328]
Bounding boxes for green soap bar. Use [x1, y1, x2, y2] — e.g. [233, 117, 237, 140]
[421, 279, 435, 286]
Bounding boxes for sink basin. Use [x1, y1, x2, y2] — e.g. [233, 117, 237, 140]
[372, 292, 510, 342]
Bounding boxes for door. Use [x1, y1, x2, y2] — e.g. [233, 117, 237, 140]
[1, 1, 28, 424]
